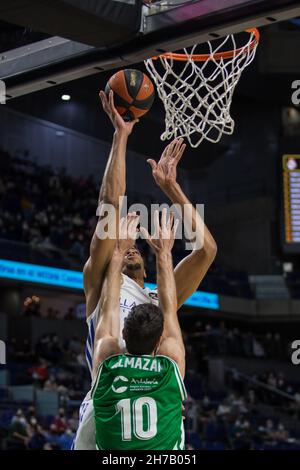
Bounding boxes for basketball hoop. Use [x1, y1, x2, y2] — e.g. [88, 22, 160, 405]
[144, 29, 260, 147]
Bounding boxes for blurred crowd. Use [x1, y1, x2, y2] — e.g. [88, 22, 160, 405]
[0, 148, 251, 295]
[22, 296, 77, 320]
[185, 321, 290, 362]
[227, 368, 300, 415]
[185, 390, 300, 450]
[8, 332, 87, 388]
[16, 299, 291, 363]
[0, 149, 96, 264]
[4, 406, 77, 450]
[0, 332, 88, 450]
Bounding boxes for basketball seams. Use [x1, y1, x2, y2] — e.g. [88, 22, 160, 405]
[128, 105, 151, 119]
[136, 74, 154, 101]
[109, 70, 133, 105]
[106, 69, 155, 121]
[130, 94, 155, 110]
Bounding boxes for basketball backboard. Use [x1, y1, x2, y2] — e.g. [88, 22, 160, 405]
[0, 0, 300, 99]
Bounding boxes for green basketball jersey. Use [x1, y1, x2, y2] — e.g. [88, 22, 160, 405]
[92, 354, 187, 450]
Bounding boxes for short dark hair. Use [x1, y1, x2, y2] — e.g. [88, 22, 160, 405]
[123, 303, 164, 355]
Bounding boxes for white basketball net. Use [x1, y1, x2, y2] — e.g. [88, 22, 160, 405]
[144, 30, 259, 147]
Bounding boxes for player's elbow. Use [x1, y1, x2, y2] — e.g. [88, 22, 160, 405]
[194, 238, 217, 261]
[206, 239, 217, 259]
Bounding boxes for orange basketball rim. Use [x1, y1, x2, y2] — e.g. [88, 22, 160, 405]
[153, 28, 260, 62]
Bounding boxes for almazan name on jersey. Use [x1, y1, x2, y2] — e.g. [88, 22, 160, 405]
[111, 356, 163, 372]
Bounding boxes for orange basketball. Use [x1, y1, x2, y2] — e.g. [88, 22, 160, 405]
[105, 69, 155, 121]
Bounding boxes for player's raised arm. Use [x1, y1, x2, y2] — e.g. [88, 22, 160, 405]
[141, 209, 185, 378]
[84, 91, 139, 317]
[147, 139, 217, 308]
[93, 213, 140, 376]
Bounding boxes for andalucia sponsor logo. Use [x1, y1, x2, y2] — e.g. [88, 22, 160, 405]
[129, 378, 159, 392]
[112, 375, 159, 393]
[112, 375, 129, 393]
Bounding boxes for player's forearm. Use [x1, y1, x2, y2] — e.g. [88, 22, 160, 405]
[88, 132, 127, 273]
[99, 132, 128, 207]
[156, 251, 177, 316]
[163, 182, 217, 254]
[102, 250, 123, 325]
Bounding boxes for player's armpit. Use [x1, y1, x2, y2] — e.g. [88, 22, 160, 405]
[174, 242, 217, 308]
[158, 337, 185, 379]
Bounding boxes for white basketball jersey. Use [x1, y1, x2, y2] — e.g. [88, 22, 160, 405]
[85, 274, 158, 376]
[73, 274, 158, 450]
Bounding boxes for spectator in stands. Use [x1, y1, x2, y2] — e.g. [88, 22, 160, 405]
[184, 396, 198, 433]
[28, 359, 49, 383]
[43, 443, 54, 450]
[7, 409, 29, 450]
[22, 296, 41, 317]
[76, 350, 86, 367]
[67, 336, 83, 356]
[67, 410, 79, 434]
[259, 419, 275, 440]
[64, 307, 75, 320]
[202, 395, 212, 412]
[242, 332, 254, 357]
[44, 424, 60, 449]
[49, 334, 63, 363]
[26, 406, 37, 423]
[252, 337, 265, 358]
[52, 408, 67, 434]
[35, 333, 63, 364]
[266, 372, 277, 388]
[43, 377, 58, 392]
[57, 428, 75, 450]
[227, 393, 248, 415]
[27, 421, 47, 450]
[246, 389, 256, 405]
[274, 423, 289, 442]
[185, 443, 196, 450]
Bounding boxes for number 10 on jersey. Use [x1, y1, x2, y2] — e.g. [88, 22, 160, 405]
[116, 396, 157, 441]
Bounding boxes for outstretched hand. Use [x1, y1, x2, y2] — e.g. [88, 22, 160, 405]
[117, 213, 140, 254]
[147, 138, 186, 190]
[140, 208, 179, 255]
[99, 90, 139, 136]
